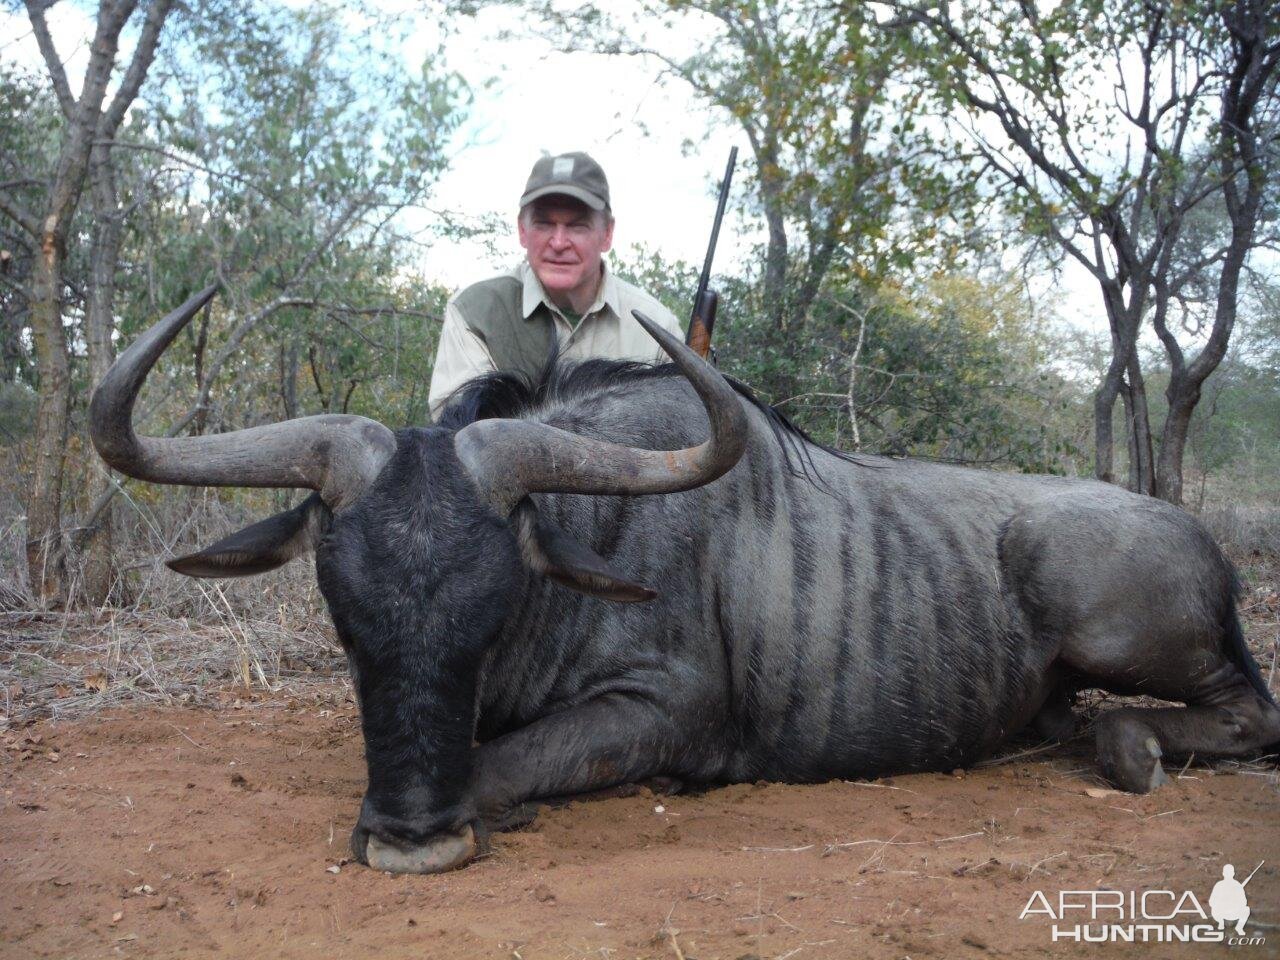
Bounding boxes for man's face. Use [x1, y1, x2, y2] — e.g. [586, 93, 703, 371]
[518, 197, 614, 308]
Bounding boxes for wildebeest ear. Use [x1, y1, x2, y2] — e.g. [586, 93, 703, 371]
[167, 493, 329, 579]
[513, 499, 657, 603]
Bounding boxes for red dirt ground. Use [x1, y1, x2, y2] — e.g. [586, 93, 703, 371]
[2, 693, 1277, 960]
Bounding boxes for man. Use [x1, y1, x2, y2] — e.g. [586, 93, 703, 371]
[428, 151, 684, 420]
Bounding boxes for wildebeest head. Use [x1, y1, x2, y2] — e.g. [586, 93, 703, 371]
[89, 286, 747, 873]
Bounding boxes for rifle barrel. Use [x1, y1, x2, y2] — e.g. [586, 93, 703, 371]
[691, 147, 738, 323]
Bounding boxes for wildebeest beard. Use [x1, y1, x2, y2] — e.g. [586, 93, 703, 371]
[91, 287, 1280, 876]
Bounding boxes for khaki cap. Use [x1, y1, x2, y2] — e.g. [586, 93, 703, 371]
[519, 152, 610, 211]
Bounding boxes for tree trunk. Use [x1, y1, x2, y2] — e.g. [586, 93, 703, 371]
[1093, 368, 1119, 486]
[21, 0, 172, 604]
[0, 316, 21, 384]
[1121, 376, 1151, 493]
[308, 344, 330, 411]
[26, 230, 71, 604]
[1125, 353, 1155, 496]
[80, 140, 123, 605]
[789, 221, 840, 329]
[1092, 309, 1131, 485]
[762, 198, 788, 330]
[1155, 380, 1198, 505]
[1093, 282, 1155, 493]
[1155, 222, 1250, 504]
[191, 298, 211, 434]
[754, 134, 789, 331]
[280, 340, 299, 419]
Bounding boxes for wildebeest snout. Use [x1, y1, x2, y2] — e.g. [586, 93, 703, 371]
[351, 794, 477, 874]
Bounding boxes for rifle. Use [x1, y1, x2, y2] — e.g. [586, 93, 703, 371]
[686, 147, 737, 361]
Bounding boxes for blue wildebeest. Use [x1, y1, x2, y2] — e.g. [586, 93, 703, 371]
[91, 287, 1280, 874]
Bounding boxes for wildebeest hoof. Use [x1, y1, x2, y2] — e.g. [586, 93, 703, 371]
[1097, 713, 1167, 794]
[362, 823, 476, 874]
[1139, 736, 1168, 791]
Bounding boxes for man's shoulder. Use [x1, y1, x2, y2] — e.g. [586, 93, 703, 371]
[450, 267, 524, 324]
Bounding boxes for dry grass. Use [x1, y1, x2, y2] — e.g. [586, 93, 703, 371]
[0, 607, 346, 724]
[0, 478, 347, 726]
[1198, 501, 1280, 560]
[0, 445, 330, 618]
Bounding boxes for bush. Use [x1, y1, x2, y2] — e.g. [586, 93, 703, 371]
[0, 382, 36, 445]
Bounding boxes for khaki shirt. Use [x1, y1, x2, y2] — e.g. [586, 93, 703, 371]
[428, 261, 684, 420]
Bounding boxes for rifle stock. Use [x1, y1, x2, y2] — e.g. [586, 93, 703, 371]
[687, 289, 718, 359]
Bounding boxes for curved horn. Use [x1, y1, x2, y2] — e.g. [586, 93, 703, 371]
[89, 285, 395, 510]
[453, 310, 748, 514]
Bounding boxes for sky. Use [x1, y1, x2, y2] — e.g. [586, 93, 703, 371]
[398, 6, 748, 288]
[1, 1, 1103, 330]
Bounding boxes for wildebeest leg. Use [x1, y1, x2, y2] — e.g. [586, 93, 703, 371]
[546, 776, 685, 805]
[1000, 495, 1280, 792]
[471, 693, 686, 830]
[1003, 505, 1280, 792]
[1031, 682, 1078, 743]
[483, 776, 686, 834]
[1094, 666, 1280, 793]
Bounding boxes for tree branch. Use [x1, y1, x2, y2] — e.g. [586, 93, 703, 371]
[25, 0, 75, 119]
[94, 138, 297, 210]
[0, 191, 42, 238]
[101, 0, 175, 137]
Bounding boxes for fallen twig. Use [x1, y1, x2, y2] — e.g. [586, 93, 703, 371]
[741, 844, 815, 853]
[1025, 851, 1067, 878]
[823, 830, 983, 857]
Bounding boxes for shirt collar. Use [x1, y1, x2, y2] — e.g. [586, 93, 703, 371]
[520, 260, 620, 321]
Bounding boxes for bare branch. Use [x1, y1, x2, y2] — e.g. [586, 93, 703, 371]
[0, 179, 45, 192]
[326, 304, 443, 323]
[101, 0, 176, 137]
[200, 297, 316, 406]
[25, 0, 75, 119]
[94, 139, 297, 210]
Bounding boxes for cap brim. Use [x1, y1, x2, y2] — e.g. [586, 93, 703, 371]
[519, 185, 607, 211]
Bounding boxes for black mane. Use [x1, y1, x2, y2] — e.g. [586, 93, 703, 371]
[436, 355, 863, 483]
